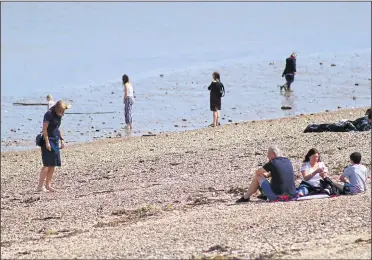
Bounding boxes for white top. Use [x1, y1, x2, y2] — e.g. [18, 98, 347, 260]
[48, 100, 55, 110]
[125, 83, 134, 97]
[300, 161, 328, 187]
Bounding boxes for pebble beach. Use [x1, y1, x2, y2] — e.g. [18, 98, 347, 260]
[1, 107, 371, 259]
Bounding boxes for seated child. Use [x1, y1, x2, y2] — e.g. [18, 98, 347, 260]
[334, 152, 369, 194]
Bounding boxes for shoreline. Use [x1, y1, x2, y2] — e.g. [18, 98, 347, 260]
[1, 106, 370, 259]
[1, 106, 369, 154]
[2, 48, 371, 153]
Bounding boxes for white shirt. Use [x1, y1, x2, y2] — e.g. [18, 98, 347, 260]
[48, 100, 55, 110]
[300, 161, 328, 187]
[125, 83, 134, 97]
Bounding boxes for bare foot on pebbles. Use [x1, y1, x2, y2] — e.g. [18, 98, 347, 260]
[35, 187, 47, 193]
[46, 187, 57, 192]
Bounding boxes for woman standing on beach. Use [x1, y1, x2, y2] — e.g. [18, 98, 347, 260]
[208, 72, 225, 127]
[37, 100, 71, 192]
[123, 74, 134, 129]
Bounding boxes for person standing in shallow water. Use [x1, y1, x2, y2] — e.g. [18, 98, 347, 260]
[122, 74, 134, 129]
[37, 100, 71, 192]
[281, 52, 297, 91]
[208, 72, 225, 127]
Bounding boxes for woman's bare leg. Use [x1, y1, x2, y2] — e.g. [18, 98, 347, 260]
[213, 111, 217, 126]
[45, 167, 56, 191]
[37, 167, 48, 191]
[216, 110, 220, 125]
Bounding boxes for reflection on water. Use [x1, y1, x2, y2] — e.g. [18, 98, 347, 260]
[281, 89, 296, 116]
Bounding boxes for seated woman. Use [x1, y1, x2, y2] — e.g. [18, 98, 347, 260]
[297, 148, 329, 196]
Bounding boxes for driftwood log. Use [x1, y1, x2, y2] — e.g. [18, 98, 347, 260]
[65, 112, 115, 115]
[13, 102, 48, 106]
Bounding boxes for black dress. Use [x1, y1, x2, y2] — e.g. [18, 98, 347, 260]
[41, 109, 62, 167]
[208, 81, 222, 111]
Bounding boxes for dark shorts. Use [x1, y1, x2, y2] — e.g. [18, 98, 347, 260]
[210, 97, 221, 111]
[41, 138, 61, 167]
[285, 74, 295, 85]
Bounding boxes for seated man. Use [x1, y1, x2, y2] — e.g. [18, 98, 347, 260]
[334, 152, 369, 194]
[236, 146, 297, 202]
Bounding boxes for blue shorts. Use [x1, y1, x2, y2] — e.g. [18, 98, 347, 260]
[259, 179, 279, 201]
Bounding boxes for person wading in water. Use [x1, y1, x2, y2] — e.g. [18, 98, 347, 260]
[281, 52, 297, 91]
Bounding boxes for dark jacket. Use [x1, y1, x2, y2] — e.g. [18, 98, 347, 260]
[282, 56, 297, 76]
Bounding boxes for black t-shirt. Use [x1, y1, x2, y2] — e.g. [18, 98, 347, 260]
[43, 109, 62, 138]
[263, 157, 296, 195]
[208, 81, 223, 100]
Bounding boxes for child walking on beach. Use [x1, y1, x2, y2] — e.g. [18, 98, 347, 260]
[46, 95, 55, 110]
[122, 74, 134, 129]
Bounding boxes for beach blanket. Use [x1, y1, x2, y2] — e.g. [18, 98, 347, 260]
[296, 194, 331, 201]
[263, 194, 332, 202]
[304, 116, 371, 133]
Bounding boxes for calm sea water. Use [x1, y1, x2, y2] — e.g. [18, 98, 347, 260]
[1, 2, 371, 151]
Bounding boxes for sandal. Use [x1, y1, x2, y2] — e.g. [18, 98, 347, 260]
[208, 124, 215, 127]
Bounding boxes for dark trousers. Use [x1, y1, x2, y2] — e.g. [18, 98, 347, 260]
[285, 74, 295, 88]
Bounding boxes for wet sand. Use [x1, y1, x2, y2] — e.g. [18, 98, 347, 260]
[1, 107, 371, 259]
[1, 50, 371, 152]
